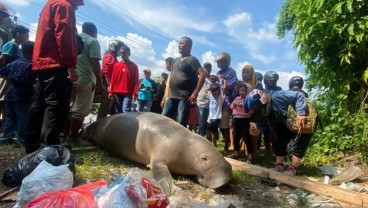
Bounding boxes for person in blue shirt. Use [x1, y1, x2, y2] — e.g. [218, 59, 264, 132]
[137, 68, 156, 112]
[256, 71, 282, 153]
[0, 41, 34, 144]
[270, 90, 311, 176]
[288, 76, 309, 98]
[255, 72, 264, 90]
[263, 71, 282, 94]
[0, 25, 29, 134]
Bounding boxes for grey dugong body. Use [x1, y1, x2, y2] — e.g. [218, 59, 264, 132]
[81, 112, 232, 189]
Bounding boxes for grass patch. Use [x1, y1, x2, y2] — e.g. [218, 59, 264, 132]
[232, 171, 261, 189]
[74, 150, 142, 182]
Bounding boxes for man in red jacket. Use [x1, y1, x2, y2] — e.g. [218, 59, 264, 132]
[108, 45, 139, 113]
[25, 0, 84, 154]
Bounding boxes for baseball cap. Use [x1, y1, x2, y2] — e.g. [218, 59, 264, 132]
[143, 68, 151, 75]
[214, 52, 231, 63]
[0, 3, 13, 17]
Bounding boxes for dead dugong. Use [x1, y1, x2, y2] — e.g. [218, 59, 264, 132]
[80, 112, 232, 190]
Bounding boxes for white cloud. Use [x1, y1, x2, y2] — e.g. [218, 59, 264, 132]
[162, 40, 180, 59]
[28, 22, 38, 41]
[2, 0, 29, 8]
[284, 50, 297, 60]
[201, 50, 216, 67]
[235, 61, 252, 72]
[278, 71, 305, 90]
[223, 12, 252, 28]
[223, 12, 281, 65]
[96, 32, 174, 79]
[251, 53, 276, 65]
[253, 69, 305, 90]
[90, 0, 217, 46]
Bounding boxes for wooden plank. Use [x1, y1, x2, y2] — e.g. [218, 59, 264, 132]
[0, 186, 18, 201]
[225, 157, 368, 207]
[330, 166, 363, 185]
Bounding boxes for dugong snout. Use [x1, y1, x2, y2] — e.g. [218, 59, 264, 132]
[199, 160, 233, 188]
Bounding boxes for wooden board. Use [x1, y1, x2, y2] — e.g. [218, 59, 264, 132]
[225, 157, 368, 207]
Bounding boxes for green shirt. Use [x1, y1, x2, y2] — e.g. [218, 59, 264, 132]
[75, 32, 101, 85]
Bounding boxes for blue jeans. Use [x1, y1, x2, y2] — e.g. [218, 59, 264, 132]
[1, 101, 31, 143]
[197, 107, 209, 136]
[114, 94, 132, 113]
[138, 100, 152, 112]
[162, 98, 190, 127]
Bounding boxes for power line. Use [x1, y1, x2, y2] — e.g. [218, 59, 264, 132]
[103, 0, 173, 42]
[23, 0, 177, 58]
[93, 0, 202, 57]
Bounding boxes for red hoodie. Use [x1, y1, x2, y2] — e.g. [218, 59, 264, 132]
[32, 0, 79, 71]
[101, 52, 117, 82]
[109, 60, 139, 97]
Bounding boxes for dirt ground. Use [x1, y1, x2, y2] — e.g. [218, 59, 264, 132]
[0, 142, 360, 207]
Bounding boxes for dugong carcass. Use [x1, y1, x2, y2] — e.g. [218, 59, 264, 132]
[80, 112, 233, 190]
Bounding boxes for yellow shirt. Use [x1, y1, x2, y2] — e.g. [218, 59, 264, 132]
[161, 75, 170, 104]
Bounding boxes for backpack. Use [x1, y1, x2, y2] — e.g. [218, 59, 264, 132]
[245, 89, 273, 123]
[285, 98, 318, 134]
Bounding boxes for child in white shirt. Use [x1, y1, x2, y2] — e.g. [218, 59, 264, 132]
[206, 80, 227, 147]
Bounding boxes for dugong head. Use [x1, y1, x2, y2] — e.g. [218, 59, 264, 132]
[198, 155, 233, 188]
[189, 138, 233, 188]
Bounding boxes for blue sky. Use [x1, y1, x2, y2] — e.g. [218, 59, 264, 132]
[5, 0, 304, 89]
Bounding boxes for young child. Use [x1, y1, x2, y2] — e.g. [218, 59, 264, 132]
[206, 81, 227, 148]
[230, 84, 254, 163]
[0, 41, 35, 144]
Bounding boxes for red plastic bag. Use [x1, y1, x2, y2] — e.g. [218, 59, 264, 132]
[25, 181, 107, 208]
[125, 178, 169, 208]
[141, 178, 169, 208]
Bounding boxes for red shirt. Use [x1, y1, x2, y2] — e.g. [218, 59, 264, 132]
[101, 52, 117, 82]
[109, 60, 139, 97]
[32, 0, 78, 71]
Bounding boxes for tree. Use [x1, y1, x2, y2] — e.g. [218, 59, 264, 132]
[278, 0, 368, 111]
[277, 0, 368, 163]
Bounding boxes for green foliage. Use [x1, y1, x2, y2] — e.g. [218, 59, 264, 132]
[277, 0, 368, 103]
[276, 0, 295, 38]
[277, 0, 368, 164]
[303, 94, 368, 165]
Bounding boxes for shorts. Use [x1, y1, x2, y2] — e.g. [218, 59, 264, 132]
[219, 110, 231, 129]
[71, 82, 95, 120]
[207, 119, 221, 132]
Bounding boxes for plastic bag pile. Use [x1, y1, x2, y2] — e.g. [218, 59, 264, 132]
[4, 145, 240, 207]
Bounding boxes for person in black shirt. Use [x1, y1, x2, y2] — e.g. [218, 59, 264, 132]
[151, 72, 168, 114]
[162, 37, 206, 127]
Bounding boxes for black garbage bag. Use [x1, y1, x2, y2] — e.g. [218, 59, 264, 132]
[2, 145, 75, 187]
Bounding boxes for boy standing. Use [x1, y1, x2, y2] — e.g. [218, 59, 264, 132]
[109, 45, 139, 113]
[0, 25, 29, 133]
[206, 81, 227, 148]
[0, 41, 35, 144]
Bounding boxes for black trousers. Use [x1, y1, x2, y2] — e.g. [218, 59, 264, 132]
[25, 67, 72, 153]
[273, 122, 313, 158]
[233, 117, 251, 152]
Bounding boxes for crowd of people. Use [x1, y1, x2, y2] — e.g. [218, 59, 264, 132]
[0, 0, 312, 176]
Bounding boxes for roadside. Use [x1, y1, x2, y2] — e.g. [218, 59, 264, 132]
[0, 141, 348, 207]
